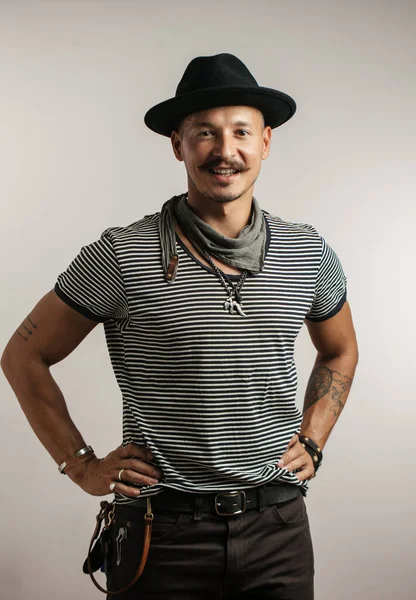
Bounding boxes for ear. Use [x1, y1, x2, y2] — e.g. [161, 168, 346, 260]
[171, 130, 184, 163]
[261, 126, 272, 160]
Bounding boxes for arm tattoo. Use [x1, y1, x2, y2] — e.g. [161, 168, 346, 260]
[16, 315, 38, 342]
[304, 366, 352, 416]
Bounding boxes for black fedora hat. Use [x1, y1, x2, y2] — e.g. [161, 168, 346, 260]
[144, 53, 296, 137]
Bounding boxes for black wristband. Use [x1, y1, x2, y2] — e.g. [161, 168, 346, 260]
[298, 435, 323, 464]
[302, 445, 321, 474]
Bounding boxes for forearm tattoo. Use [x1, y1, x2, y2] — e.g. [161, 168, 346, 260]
[16, 315, 37, 342]
[304, 366, 352, 416]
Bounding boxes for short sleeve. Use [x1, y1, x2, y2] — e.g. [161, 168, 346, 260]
[305, 237, 347, 322]
[54, 228, 129, 322]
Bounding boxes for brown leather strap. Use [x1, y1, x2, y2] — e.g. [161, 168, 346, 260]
[87, 498, 153, 595]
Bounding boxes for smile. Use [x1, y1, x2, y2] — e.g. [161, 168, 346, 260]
[207, 169, 242, 182]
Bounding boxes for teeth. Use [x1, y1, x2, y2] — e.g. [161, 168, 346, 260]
[211, 169, 237, 175]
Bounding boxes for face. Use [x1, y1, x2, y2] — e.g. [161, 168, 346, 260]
[171, 105, 271, 205]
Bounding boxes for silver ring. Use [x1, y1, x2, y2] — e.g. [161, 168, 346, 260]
[118, 469, 125, 482]
[109, 482, 116, 492]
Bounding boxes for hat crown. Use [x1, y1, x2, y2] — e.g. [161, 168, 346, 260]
[176, 53, 259, 97]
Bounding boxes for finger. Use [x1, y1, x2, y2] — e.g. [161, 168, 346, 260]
[282, 455, 309, 472]
[109, 481, 142, 498]
[294, 459, 315, 481]
[294, 453, 315, 481]
[277, 441, 303, 468]
[286, 433, 299, 449]
[118, 466, 160, 487]
[122, 458, 163, 480]
[295, 467, 315, 482]
[119, 443, 154, 462]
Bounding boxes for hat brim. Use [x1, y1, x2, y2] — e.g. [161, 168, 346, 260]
[144, 86, 296, 137]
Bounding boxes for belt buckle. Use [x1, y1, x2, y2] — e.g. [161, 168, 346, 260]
[215, 490, 247, 516]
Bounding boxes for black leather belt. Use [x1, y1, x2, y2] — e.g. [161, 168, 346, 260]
[123, 483, 301, 517]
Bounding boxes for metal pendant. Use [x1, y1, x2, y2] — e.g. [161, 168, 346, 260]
[224, 295, 247, 317]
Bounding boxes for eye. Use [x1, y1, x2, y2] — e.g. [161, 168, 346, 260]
[197, 129, 249, 138]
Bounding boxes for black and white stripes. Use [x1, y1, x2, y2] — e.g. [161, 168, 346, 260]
[55, 209, 347, 503]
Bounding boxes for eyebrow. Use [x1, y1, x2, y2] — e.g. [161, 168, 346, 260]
[191, 120, 253, 129]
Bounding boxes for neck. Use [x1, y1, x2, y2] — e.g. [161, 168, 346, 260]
[185, 191, 254, 239]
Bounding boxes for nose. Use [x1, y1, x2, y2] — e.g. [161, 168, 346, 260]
[212, 132, 236, 161]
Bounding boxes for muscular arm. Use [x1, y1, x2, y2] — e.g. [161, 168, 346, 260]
[0, 289, 99, 478]
[1, 289, 163, 495]
[300, 301, 359, 450]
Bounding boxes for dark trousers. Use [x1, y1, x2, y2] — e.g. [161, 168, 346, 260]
[107, 492, 314, 599]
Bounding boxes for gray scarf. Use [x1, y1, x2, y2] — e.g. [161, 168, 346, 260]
[159, 192, 267, 283]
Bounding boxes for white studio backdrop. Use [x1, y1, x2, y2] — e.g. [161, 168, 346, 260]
[0, 1, 415, 599]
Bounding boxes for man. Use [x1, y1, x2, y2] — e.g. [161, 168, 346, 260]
[1, 53, 358, 599]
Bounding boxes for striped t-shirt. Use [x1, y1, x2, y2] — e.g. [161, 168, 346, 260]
[55, 204, 347, 503]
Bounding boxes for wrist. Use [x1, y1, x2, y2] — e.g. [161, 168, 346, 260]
[58, 445, 93, 472]
[58, 444, 96, 480]
[64, 453, 97, 485]
[299, 430, 326, 452]
[298, 434, 323, 474]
